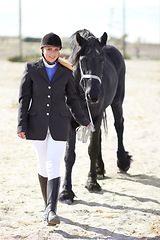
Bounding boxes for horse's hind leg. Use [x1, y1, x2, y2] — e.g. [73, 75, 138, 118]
[111, 102, 132, 172]
[59, 127, 76, 204]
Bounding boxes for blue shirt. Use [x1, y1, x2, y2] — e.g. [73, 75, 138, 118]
[45, 64, 57, 81]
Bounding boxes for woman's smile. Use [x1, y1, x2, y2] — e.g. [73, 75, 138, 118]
[43, 47, 60, 63]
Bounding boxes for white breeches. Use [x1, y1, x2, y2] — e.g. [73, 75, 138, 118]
[32, 133, 66, 180]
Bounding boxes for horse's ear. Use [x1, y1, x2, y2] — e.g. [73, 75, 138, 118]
[76, 33, 86, 47]
[100, 32, 108, 46]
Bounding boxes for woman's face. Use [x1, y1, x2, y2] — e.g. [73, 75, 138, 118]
[42, 46, 60, 63]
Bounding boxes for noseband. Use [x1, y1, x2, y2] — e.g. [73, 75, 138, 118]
[79, 57, 102, 90]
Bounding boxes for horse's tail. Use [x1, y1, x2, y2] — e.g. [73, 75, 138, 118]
[102, 110, 108, 137]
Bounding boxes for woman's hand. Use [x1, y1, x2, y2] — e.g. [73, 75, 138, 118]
[88, 123, 95, 132]
[17, 132, 26, 139]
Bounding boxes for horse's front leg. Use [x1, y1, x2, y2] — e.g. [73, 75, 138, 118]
[111, 103, 132, 172]
[85, 128, 102, 192]
[96, 129, 105, 178]
[59, 127, 76, 204]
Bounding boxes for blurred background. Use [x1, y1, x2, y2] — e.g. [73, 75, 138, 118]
[0, 0, 160, 61]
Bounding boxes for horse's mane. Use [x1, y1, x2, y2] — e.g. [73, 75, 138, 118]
[69, 29, 96, 66]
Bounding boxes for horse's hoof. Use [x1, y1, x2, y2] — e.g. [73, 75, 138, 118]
[85, 178, 102, 192]
[97, 173, 105, 180]
[61, 199, 73, 205]
[117, 151, 132, 172]
[59, 190, 75, 204]
[117, 160, 130, 172]
[96, 167, 105, 178]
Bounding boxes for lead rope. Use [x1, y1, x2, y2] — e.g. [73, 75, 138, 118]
[85, 92, 95, 132]
[76, 93, 95, 143]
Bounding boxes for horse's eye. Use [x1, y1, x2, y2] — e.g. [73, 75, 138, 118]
[81, 57, 87, 66]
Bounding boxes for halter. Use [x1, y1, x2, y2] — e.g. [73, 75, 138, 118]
[79, 57, 101, 90]
[78, 57, 102, 131]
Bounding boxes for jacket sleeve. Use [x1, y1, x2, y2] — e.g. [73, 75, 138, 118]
[17, 63, 32, 133]
[65, 71, 90, 127]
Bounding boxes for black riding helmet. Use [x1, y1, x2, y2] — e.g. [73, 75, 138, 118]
[41, 33, 62, 65]
[41, 32, 62, 49]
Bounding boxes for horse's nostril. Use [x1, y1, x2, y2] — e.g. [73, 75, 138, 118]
[87, 93, 98, 103]
[92, 98, 98, 103]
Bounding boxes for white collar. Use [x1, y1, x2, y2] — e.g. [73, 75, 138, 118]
[43, 58, 57, 68]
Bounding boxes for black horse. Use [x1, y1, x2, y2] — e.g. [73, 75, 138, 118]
[59, 29, 132, 204]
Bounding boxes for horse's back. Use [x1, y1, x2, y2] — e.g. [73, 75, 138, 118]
[102, 45, 126, 107]
[103, 45, 125, 75]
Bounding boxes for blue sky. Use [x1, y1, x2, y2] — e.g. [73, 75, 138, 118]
[0, 0, 160, 43]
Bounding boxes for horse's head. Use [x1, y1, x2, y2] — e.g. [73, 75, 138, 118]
[75, 32, 107, 104]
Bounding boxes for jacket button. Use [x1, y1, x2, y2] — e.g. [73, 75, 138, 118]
[46, 113, 49, 116]
[48, 86, 51, 89]
[48, 95, 50, 98]
[47, 104, 50, 107]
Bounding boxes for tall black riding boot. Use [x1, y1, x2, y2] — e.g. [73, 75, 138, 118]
[38, 174, 48, 206]
[46, 177, 60, 226]
[38, 174, 48, 220]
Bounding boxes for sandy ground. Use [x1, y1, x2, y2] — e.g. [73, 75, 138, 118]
[0, 60, 160, 240]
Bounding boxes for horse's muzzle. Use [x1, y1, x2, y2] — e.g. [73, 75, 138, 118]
[86, 92, 99, 104]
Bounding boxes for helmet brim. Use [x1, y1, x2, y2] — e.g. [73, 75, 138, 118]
[41, 45, 62, 49]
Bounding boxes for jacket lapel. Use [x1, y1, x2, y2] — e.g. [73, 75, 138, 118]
[50, 63, 66, 84]
[36, 59, 50, 83]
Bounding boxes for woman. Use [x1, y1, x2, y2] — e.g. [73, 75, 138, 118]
[17, 32, 93, 226]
